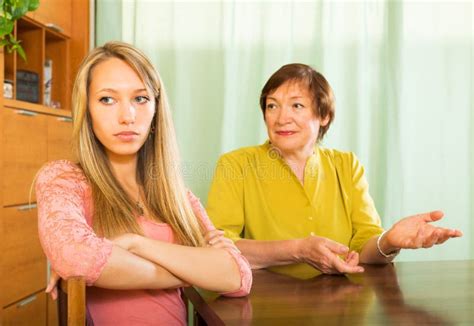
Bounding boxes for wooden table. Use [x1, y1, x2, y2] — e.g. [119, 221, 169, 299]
[184, 260, 474, 325]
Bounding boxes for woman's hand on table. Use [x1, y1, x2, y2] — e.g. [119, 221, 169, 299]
[380, 210, 463, 254]
[295, 235, 364, 274]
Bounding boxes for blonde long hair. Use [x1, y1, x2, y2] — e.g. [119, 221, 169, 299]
[72, 41, 204, 246]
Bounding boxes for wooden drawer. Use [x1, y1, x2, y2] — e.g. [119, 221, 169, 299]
[2, 206, 46, 306]
[3, 292, 47, 326]
[47, 115, 74, 162]
[2, 108, 48, 206]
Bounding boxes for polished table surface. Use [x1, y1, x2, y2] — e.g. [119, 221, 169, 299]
[185, 260, 474, 325]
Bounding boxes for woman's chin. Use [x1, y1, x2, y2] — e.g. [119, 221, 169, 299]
[270, 141, 299, 154]
[104, 146, 143, 159]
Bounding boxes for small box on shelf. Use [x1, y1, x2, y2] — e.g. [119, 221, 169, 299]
[16, 18, 44, 105]
[16, 70, 40, 103]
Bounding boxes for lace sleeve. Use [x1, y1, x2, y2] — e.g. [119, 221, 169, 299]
[36, 160, 113, 285]
[187, 191, 252, 297]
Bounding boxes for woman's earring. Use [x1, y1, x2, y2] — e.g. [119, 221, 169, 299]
[150, 124, 155, 134]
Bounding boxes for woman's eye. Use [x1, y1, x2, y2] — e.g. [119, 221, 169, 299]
[99, 96, 115, 105]
[266, 103, 277, 110]
[135, 96, 150, 104]
[294, 103, 304, 109]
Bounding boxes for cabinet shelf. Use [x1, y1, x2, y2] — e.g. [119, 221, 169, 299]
[3, 99, 72, 118]
[4, 16, 70, 111]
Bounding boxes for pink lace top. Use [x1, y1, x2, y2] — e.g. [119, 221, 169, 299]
[36, 160, 252, 325]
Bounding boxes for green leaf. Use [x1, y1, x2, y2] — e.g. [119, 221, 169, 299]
[28, 0, 39, 11]
[10, 0, 28, 19]
[0, 0, 32, 60]
[0, 17, 14, 37]
[16, 43, 26, 61]
[10, 36, 20, 46]
[8, 33, 20, 44]
[12, 7, 27, 20]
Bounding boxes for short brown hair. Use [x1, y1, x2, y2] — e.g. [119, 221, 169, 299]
[259, 63, 335, 141]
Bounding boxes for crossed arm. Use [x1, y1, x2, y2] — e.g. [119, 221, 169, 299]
[36, 162, 251, 299]
[47, 229, 241, 298]
[109, 232, 241, 292]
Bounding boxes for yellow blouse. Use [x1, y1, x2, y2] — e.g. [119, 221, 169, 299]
[206, 141, 384, 276]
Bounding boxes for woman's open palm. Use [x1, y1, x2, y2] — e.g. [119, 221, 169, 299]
[386, 211, 462, 249]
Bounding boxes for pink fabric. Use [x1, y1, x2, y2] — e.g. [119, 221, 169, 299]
[187, 191, 252, 297]
[36, 160, 252, 325]
[86, 219, 186, 325]
[36, 160, 113, 285]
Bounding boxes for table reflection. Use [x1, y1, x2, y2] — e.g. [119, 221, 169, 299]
[193, 262, 463, 325]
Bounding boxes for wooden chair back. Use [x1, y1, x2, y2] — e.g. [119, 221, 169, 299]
[58, 277, 87, 326]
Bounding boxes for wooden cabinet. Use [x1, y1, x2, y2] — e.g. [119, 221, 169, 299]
[2, 206, 46, 306]
[2, 108, 48, 206]
[0, 49, 4, 321]
[3, 292, 47, 326]
[47, 295, 59, 326]
[0, 208, 4, 307]
[27, 0, 72, 36]
[1, 1, 89, 325]
[1, 104, 76, 206]
[45, 31, 71, 111]
[47, 115, 74, 162]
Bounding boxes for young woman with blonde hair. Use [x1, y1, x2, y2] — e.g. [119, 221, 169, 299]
[36, 41, 251, 325]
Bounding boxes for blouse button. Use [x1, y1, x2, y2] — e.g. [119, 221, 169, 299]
[308, 216, 313, 221]
[310, 231, 315, 236]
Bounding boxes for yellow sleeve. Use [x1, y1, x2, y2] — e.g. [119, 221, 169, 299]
[348, 153, 384, 252]
[206, 154, 245, 242]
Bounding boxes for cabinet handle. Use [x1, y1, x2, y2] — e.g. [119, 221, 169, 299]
[57, 117, 73, 123]
[17, 294, 37, 307]
[15, 110, 38, 117]
[17, 203, 37, 211]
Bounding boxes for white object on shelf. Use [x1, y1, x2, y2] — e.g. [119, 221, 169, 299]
[3, 80, 13, 99]
[45, 23, 64, 33]
[44, 58, 53, 107]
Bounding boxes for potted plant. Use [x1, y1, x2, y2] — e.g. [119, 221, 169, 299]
[0, 0, 39, 60]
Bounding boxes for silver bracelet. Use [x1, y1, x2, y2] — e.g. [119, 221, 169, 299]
[376, 230, 400, 258]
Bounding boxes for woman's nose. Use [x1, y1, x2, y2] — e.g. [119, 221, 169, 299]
[119, 103, 136, 125]
[277, 107, 292, 124]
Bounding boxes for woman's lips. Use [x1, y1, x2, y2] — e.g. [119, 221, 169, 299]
[114, 131, 139, 141]
[276, 131, 296, 136]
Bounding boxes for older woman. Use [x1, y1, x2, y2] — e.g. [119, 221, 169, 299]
[206, 63, 462, 276]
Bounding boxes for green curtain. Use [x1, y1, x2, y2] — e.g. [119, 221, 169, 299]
[96, 0, 473, 261]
